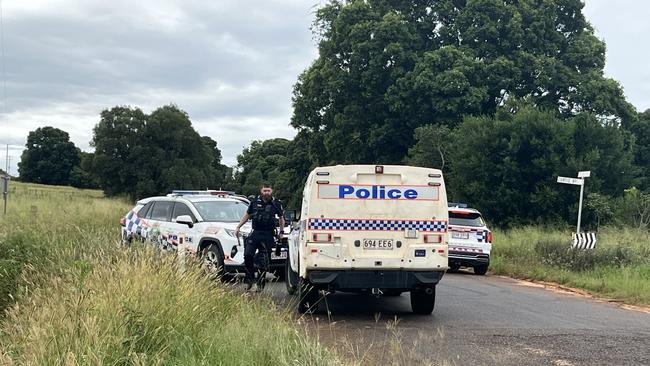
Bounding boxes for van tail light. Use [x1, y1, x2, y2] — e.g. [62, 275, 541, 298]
[487, 231, 493, 243]
[119, 217, 126, 227]
[312, 233, 333, 242]
[424, 234, 443, 243]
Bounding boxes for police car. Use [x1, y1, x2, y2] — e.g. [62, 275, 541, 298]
[120, 190, 288, 277]
[447, 204, 492, 275]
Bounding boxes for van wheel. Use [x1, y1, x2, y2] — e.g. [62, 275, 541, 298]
[201, 244, 225, 280]
[285, 251, 299, 295]
[474, 264, 488, 275]
[410, 287, 436, 315]
[297, 279, 319, 314]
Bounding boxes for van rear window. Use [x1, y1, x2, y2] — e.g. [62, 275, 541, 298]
[449, 212, 484, 227]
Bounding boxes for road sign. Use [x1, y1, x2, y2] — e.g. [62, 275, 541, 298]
[557, 176, 583, 186]
[578, 171, 591, 178]
[572, 232, 597, 249]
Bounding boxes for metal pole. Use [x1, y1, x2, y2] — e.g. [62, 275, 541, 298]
[576, 179, 585, 234]
[4, 144, 7, 173]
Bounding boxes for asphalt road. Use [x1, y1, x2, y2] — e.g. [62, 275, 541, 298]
[265, 271, 650, 365]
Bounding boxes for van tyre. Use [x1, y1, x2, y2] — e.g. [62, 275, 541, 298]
[285, 251, 299, 295]
[297, 279, 319, 314]
[410, 287, 436, 315]
[474, 264, 488, 275]
[201, 244, 225, 280]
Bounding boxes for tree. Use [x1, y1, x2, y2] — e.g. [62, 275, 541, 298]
[628, 109, 650, 189]
[433, 103, 638, 227]
[201, 136, 230, 188]
[91, 105, 224, 199]
[69, 152, 100, 189]
[91, 106, 146, 196]
[235, 138, 291, 198]
[19, 127, 80, 185]
[291, 0, 633, 168]
[130, 105, 215, 198]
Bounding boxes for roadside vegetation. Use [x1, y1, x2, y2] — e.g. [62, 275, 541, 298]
[0, 182, 337, 365]
[491, 227, 650, 305]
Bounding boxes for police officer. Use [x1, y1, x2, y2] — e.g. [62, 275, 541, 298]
[234, 182, 284, 290]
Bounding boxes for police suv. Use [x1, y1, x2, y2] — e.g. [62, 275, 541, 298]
[286, 165, 449, 314]
[447, 204, 492, 275]
[120, 190, 288, 276]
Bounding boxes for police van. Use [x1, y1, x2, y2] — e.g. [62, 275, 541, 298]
[285, 165, 449, 314]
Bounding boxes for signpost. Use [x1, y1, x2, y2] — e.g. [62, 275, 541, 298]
[1, 174, 8, 215]
[557, 171, 590, 234]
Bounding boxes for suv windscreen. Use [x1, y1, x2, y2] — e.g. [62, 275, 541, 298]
[449, 212, 485, 227]
[193, 200, 248, 222]
[150, 201, 174, 221]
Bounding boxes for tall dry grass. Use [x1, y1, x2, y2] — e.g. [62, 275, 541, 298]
[490, 226, 650, 304]
[0, 182, 338, 365]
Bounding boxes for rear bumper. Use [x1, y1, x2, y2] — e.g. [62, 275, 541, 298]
[448, 253, 490, 267]
[307, 270, 444, 291]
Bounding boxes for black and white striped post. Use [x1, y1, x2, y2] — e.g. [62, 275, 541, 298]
[557, 170, 591, 235]
[572, 232, 597, 249]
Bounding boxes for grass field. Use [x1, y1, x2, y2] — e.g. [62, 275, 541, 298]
[0, 182, 338, 365]
[490, 226, 650, 304]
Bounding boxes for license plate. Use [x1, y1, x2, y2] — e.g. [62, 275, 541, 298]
[452, 232, 470, 239]
[362, 239, 394, 250]
[271, 251, 287, 260]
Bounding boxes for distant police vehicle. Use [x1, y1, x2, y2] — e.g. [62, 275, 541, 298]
[447, 204, 492, 275]
[286, 165, 449, 315]
[120, 190, 288, 277]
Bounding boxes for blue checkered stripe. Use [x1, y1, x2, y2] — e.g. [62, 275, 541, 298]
[308, 218, 447, 232]
[126, 211, 148, 237]
[475, 231, 486, 242]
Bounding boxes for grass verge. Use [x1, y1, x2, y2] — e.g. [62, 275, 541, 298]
[0, 182, 338, 365]
[491, 226, 650, 304]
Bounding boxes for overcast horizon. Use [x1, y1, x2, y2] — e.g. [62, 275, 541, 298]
[1, 0, 649, 176]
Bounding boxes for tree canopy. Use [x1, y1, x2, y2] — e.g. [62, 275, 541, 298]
[19, 127, 80, 185]
[291, 0, 634, 166]
[91, 105, 229, 199]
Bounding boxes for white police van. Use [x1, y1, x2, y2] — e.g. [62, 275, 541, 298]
[285, 165, 449, 314]
[447, 204, 492, 275]
[120, 190, 288, 277]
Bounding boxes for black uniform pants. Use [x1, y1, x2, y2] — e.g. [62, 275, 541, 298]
[244, 230, 275, 281]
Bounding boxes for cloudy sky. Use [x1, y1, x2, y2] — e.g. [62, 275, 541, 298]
[0, 0, 649, 176]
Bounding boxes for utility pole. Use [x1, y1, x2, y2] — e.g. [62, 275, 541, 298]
[4, 143, 7, 173]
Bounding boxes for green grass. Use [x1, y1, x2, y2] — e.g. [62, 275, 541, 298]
[491, 226, 650, 304]
[0, 182, 338, 365]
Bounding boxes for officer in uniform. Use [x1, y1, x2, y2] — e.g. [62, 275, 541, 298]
[235, 182, 284, 290]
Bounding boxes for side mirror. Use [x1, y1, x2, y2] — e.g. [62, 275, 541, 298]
[176, 215, 194, 228]
[284, 209, 299, 223]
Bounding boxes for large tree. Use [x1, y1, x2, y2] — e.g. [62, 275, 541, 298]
[91, 105, 223, 199]
[19, 127, 80, 185]
[409, 105, 638, 227]
[291, 0, 634, 166]
[91, 106, 147, 196]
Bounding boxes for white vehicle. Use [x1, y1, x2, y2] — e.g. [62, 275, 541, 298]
[447, 205, 492, 275]
[119, 190, 288, 276]
[285, 165, 449, 314]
